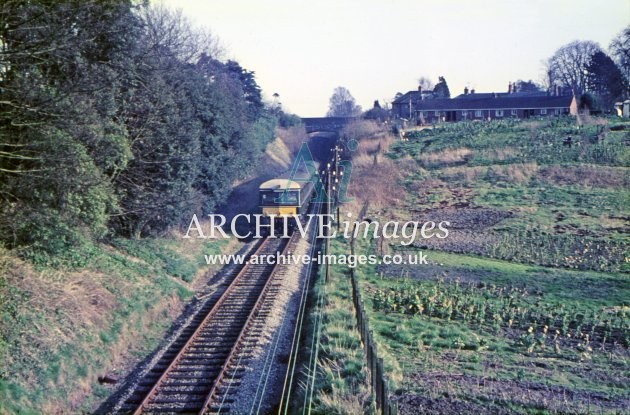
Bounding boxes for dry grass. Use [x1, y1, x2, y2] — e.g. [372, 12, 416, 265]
[352, 152, 377, 168]
[355, 133, 394, 157]
[356, 139, 382, 156]
[349, 156, 408, 211]
[408, 177, 448, 194]
[538, 164, 629, 188]
[598, 215, 628, 230]
[419, 147, 473, 167]
[341, 119, 382, 141]
[264, 137, 293, 169]
[0, 236, 239, 413]
[0, 250, 189, 412]
[576, 113, 609, 126]
[439, 166, 487, 184]
[317, 387, 369, 415]
[352, 133, 398, 167]
[341, 126, 408, 216]
[522, 120, 545, 131]
[439, 163, 538, 185]
[277, 125, 309, 156]
[477, 146, 520, 162]
[3, 259, 115, 354]
[488, 162, 539, 184]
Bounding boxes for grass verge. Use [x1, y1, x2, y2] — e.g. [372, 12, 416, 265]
[0, 236, 234, 414]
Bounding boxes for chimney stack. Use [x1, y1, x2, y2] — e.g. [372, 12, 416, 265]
[464, 86, 469, 95]
[470, 88, 475, 94]
[508, 82, 512, 94]
[418, 85, 422, 92]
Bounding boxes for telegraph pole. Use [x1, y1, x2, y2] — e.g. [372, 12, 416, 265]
[326, 161, 331, 283]
[334, 145, 341, 231]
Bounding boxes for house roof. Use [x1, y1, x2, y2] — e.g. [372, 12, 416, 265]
[392, 90, 435, 104]
[410, 95, 575, 111]
[393, 91, 549, 104]
[453, 91, 547, 100]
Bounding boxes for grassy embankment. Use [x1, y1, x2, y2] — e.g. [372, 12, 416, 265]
[0, 235, 235, 414]
[314, 117, 629, 414]
[0, 128, 307, 414]
[306, 121, 404, 414]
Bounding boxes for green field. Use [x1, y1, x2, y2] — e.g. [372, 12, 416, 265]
[361, 246, 629, 414]
[392, 117, 628, 272]
[312, 117, 630, 414]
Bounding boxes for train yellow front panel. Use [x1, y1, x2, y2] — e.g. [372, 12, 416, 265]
[262, 206, 297, 216]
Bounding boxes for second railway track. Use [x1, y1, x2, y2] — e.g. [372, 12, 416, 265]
[120, 234, 298, 415]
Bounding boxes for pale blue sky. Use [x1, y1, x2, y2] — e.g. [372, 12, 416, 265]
[163, 0, 629, 117]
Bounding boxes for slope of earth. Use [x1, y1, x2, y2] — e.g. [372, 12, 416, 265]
[0, 126, 307, 414]
[319, 117, 629, 414]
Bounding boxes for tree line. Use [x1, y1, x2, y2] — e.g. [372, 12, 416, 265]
[328, 26, 630, 119]
[546, 28, 629, 111]
[0, 1, 285, 259]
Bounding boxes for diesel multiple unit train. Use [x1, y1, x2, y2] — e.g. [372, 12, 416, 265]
[258, 161, 321, 226]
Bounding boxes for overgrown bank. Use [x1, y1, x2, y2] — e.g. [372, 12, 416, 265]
[0, 2, 307, 413]
[0, 236, 235, 413]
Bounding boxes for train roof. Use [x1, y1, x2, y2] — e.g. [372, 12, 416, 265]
[259, 178, 302, 191]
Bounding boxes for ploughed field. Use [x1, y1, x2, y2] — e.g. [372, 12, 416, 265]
[364, 252, 628, 414]
[315, 117, 629, 414]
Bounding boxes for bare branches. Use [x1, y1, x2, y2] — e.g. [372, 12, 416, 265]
[546, 40, 601, 94]
[417, 76, 434, 91]
[0, 0, 268, 247]
[140, 5, 224, 64]
[327, 86, 362, 117]
[609, 26, 630, 83]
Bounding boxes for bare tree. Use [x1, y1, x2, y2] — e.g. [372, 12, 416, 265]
[546, 40, 601, 94]
[610, 26, 630, 84]
[326, 86, 362, 117]
[417, 76, 434, 91]
[514, 79, 544, 93]
[141, 5, 223, 64]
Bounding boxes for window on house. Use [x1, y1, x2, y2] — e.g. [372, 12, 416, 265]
[435, 111, 440, 116]
[495, 110, 504, 117]
[475, 110, 483, 117]
[462, 110, 468, 117]
[540, 108, 548, 115]
[511, 109, 517, 116]
[554, 109, 560, 115]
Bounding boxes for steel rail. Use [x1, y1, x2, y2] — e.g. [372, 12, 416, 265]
[198, 231, 298, 414]
[131, 236, 274, 415]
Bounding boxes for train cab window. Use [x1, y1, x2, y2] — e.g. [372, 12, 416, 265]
[260, 189, 300, 206]
[275, 191, 299, 204]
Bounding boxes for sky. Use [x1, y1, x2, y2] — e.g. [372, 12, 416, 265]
[162, 0, 629, 117]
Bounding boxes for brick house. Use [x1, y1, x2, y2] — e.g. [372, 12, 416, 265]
[392, 85, 578, 123]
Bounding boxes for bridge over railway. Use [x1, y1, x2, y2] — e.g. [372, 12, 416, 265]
[301, 116, 358, 133]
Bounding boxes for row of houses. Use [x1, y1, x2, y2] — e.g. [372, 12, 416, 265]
[392, 84, 578, 123]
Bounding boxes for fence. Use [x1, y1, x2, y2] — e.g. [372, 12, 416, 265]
[349, 222, 398, 415]
[327, 159, 398, 414]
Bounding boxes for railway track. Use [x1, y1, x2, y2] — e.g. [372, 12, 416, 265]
[119, 234, 298, 414]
